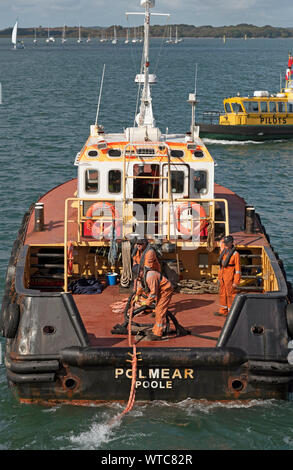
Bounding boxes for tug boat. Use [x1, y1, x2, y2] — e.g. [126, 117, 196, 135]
[2, 1, 293, 405]
[197, 54, 293, 141]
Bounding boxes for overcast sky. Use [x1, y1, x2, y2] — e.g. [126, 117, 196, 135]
[1, 0, 293, 29]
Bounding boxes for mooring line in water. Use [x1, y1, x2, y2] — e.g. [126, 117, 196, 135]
[109, 295, 140, 425]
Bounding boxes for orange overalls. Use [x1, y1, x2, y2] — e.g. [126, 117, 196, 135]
[133, 247, 161, 273]
[139, 271, 173, 337]
[218, 244, 241, 315]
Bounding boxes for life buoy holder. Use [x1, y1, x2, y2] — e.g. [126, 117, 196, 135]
[175, 202, 208, 237]
[84, 201, 121, 239]
[67, 241, 74, 275]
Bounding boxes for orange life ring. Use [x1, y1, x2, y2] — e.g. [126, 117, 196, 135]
[175, 202, 208, 237]
[84, 201, 121, 239]
[67, 241, 74, 275]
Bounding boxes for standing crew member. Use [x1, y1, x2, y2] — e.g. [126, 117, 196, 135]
[132, 239, 161, 277]
[216, 235, 241, 317]
[138, 269, 173, 341]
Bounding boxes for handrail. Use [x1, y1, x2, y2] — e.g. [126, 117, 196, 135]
[63, 196, 229, 291]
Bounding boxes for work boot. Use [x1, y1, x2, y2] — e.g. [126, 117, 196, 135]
[144, 331, 163, 341]
[214, 311, 227, 317]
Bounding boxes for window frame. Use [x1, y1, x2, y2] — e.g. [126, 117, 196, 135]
[85, 168, 99, 194]
[108, 169, 122, 194]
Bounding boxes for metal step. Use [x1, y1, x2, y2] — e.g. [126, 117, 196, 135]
[30, 274, 64, 280]
[240, 254, 262, 258]
[31, 264, 64, 269]
[241, 265, 262, 269]
[32, 253, 64, 258]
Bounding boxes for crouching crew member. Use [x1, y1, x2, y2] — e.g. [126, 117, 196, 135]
[138, 269, 173, 341]
[132, 239, 161, 277]
[216, 235, 241, 317]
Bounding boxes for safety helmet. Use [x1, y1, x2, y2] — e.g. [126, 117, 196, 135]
[136, 238, 148, 245]
[223, 235, 234, 245]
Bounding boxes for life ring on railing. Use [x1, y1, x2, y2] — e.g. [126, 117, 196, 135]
[84, 201, 121, 239]
[175, 202, 208, 237]
[67, 241, 74, 275]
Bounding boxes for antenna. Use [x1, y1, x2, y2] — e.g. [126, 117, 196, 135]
[187, 64, 199, 138]
[95, 64, 106, 127]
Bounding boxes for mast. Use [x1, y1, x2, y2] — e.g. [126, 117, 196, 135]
[12, 21, 18, 48]
[125, 1, 169, 135]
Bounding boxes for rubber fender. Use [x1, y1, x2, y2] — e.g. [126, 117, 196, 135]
[2, 302, 20, 338]
[286, 303, 293, 338]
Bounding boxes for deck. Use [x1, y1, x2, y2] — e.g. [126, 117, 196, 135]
[22, 178, 269, 348]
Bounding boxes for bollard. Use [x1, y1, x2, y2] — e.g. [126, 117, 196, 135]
[34, 203, 44, 232]
[245, 206, 255, 234]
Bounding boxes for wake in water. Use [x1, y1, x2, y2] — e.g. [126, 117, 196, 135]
[203, 138, 285, 145]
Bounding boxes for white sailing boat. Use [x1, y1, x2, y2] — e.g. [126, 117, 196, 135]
[33, 28, 38, 45]
[11, 21, 18, 49]
[62, 25, 67, 44]
[100, 30, 107, 42]
[112, 25, 118, 44]
[132, 26, 138, 43]
[11, 21, 24, 49]
[86, 34, 91, 43]
[77, 24, 82, 43]
[174, 26, 182, 44]
[125, 28, 129, 44]
[46, 27, 55, 43]
[166, 25, 173, 43]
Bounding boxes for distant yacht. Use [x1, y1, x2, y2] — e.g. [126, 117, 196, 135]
[86, 34, 91, 43]
[174, 26, 182, 44]
[166, 25, 173, 43]
[33, 28, 38, 45]
[139, 26, 143, 43]
[125, 28, 129, 44]
[62, 25, 67, 44]
[132, 26, 138, 43]
[112, 25, 118, 44]
[46, 27, 55, 43]
[100, 30, 107, 42]
[11, 21, 24, 49]
[77, 24, 82, 43]
[223, 34, 226, 44]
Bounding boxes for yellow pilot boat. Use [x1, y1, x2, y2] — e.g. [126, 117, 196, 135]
[197, 54, 293, 141]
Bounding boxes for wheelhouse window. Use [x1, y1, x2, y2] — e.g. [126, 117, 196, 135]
[278, 101, 286, 113]
[170, 171, 184, 193]
[260, 101, 268, 113]
[108, 170, 121, 193]
[193, 171, 208, 194]
[243, 101, 259, 113]
[231, 102, 243, 113]
[108, 149, 122, 157]
[288, 102, 293, 113]
[269, 101, 277, 113]
[224, 103, 232, 113]
[85, 169, 99, 193]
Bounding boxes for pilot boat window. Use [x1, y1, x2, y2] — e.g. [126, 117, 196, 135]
[288, 102, 293, 113]
[108, 149, 122, 157]
[277, 102, 286, 113]
[231, 102, 242, 113]
[269, 101, 277, 113]
[224, 103, 232, 113]
[108, 170, 121, 193]
[85, 169, 99, 193]
[260, 101, 268, 113]
[243, 101, 259, 113]
[193, 171, 207, 194]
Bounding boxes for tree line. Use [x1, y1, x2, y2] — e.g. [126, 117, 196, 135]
[1, 24, 293, 38]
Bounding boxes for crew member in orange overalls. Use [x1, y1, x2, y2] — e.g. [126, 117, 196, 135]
[216, 235, 241, 317]
[132, 239, 161, 277]
[137, 269, 173, 341]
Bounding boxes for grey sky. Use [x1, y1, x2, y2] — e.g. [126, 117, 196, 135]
[1, 0, 293, 29]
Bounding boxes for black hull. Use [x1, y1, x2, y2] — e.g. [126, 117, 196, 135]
[197, 123, 293, 141]
[2, 209, 293, 404]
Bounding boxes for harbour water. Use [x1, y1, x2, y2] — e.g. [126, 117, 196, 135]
[0, 36, 293, 450]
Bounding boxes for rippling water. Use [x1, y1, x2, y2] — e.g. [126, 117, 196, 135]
[1, 36, 293, 450]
